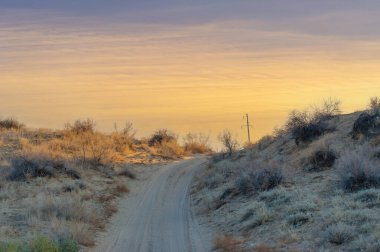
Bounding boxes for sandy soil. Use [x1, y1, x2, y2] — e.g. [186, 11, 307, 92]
[92, 156, 213, 252]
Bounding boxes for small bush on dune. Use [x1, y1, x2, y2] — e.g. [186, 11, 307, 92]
[286, 98, 340, 145]
[352, 112, 380, 139]
[323, 223, 354, 245]
[0, 118, 24, 130]
[8, 151, 66, 181]
[147, 129, 185, 159]
[337, 148, 380, 192]
[313, 97, 342, 120]
[148, 129, 176, 147]
[183, 132, 212, 154]
[369, 96, 380, 116]
[157, 140, 185, 159]
[65, 119, 95, 135]
[286, 110, 327, 146]
[112, 122, 136, 152]
[66, 132, 114, 167]
[218, 130, 239, 156]
[305, 146, 336, 172]
[235, 161, 283, 195]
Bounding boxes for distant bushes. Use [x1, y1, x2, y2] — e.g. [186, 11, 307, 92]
[285, 98, 340, 145]
[183, 133, 212, 154]
[148, 129, 176, 147]
[0, 117, 24, 130]
[218, 130, 239, 155]
[65, 119, 95, 134]
[337, 147, 380, 192]
[146, 129, 188, 159]
[156, 139, 185, 159]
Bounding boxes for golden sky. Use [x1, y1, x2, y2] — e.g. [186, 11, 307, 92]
[1, 2, 380, 146]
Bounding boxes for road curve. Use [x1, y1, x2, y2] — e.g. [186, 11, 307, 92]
[92, 156, 213, 252]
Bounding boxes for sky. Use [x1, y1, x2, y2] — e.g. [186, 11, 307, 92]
[1, 1, 380, 146]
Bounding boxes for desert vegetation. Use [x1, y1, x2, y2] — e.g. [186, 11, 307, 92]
[0, 118, 211, 251]
[192, 97, 380, 251]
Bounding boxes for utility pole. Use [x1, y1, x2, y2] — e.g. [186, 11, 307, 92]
[242, 114, 252, 143]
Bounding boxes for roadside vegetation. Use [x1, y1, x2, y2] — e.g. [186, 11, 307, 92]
[0, 119, 211, 250]
[192, 97, 380, 251]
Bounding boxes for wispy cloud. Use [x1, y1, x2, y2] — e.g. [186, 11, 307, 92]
[1, 2, 380, 141]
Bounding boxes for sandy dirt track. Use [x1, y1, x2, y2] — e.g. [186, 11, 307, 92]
[92, 156, 213, 252]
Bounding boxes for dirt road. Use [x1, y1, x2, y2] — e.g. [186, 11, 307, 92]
[93, 156, 213, 252]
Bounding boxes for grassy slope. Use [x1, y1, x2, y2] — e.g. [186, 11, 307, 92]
[192, 111, 380, 251]
[0, 127, 180, 250]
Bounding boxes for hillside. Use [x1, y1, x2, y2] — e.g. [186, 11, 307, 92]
[0, 120, 209, 251]
[192, 107, 380, 251]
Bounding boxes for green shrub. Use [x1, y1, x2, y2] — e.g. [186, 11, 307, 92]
[58, 238, 79, 252]
[0, 242, 27, 252]
[0, 236, 80, 252]
[30, 236, 59, 252]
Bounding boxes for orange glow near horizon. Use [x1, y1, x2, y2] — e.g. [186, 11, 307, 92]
[2, 9, 380, 147]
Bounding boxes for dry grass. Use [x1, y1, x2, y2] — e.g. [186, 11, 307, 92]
[156, 140, 185, 159]
[183, 132, 212, 154]
[0, 122, 183, 249]
[213, 234, 247, 252]
[337, 146, 380, 191]
[192, 102, 380, 251]
[112, 181, 130, 195]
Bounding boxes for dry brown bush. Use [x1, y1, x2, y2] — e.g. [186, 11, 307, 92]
[156, 140, 185, 159]
[285, 98, 340, 145]
[0, 118, 24, 130]
[65, 119, 95, 135]
[369, 97, 380, 115]
[213, 234, 247, 252]
[148, 129, 176, 146]
[112, 181, 130, 196]
[218, 130, 239, 155]
[183, 132, 212, 154]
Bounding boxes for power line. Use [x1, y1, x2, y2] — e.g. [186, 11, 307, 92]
[242, 114, 252, 143]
